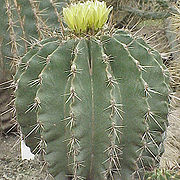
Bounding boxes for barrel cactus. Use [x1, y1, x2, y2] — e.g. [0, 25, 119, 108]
[14, 0, 170, 179]
[2, 0, 67, 70]
[1, 0, 66, 134]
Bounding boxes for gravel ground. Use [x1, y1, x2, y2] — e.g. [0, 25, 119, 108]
[0, 135, 52, 180]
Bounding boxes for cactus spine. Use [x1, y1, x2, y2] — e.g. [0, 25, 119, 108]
[14, 1, 170, 179]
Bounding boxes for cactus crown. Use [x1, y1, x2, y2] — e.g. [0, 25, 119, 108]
[63, 0, 112, 34]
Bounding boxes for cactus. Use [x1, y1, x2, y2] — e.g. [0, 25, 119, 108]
[0, 0, 16, 133]
[15, 30, 170, 179]
[0, 0, 66, 135]
[1, 0, 67, 72]
[14, 1, 170, 179]
[14, 37, 59, 152]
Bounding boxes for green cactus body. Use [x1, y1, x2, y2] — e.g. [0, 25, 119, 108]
[36, 0, 67, 30]
[15, 0, 64, 40]
[14, 46, 39, 82]
[1, 0, 17, 69]
[2, 0, 37, 63]
[15, 29, 169, 179]
[15, 37, 59, 152]
[0, 0, 11, 72]
[1, 0, 66, 71]
[101, 34, 148, 179]
[102, 30, 169, 178]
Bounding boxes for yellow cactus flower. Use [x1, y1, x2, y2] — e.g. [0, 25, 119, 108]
[63, 0, 112, 34]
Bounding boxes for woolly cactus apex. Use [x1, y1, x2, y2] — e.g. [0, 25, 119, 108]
[63, 0, 112, 34]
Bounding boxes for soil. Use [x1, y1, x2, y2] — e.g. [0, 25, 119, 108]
[0, 135, 51, 180]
